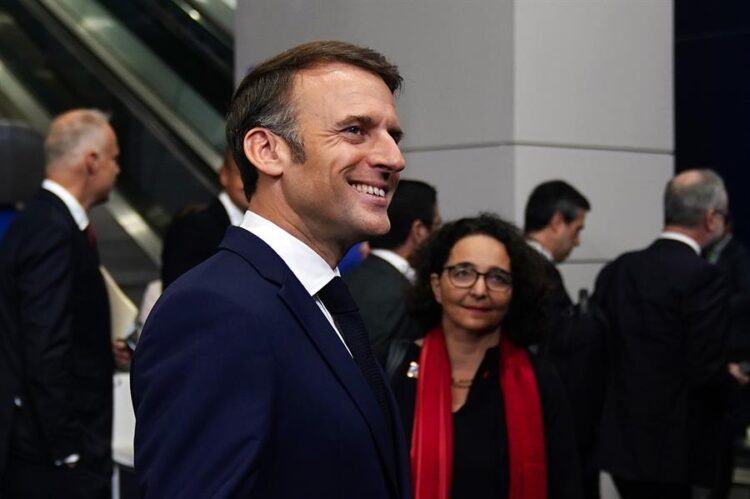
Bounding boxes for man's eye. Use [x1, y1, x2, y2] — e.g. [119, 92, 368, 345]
[344, 126, 363, 135]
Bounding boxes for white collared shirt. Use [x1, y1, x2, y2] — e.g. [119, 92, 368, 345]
[240, 210, 351, 356]
[659, 231, 701, 256]
[42, 179, 88, 230]
[370, 248, 416, 283]
[218, 191, 245, 227]
[526, 238, 554, 262]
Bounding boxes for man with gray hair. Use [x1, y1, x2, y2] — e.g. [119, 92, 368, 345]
[0, 109, 119, 498]
[593, 169, 742, 498]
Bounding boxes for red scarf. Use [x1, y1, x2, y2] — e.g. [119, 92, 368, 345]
[411, 327, 547, 499]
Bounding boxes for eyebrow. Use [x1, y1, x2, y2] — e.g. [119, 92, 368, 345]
[335, 114, 404, 143]
[453, 262, 512, 274]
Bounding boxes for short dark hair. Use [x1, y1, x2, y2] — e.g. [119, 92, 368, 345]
[409, 213, 550, 346]
[226, 41, 403, 200]
[369, 180, 437, 250]
[524, 180, 590, 233]
[664, 169, 727, 227]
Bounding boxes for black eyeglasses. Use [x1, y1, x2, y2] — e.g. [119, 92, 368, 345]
[443, 265, 513, 291]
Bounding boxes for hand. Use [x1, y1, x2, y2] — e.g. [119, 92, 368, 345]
[728, 363, 750, 385]
[113, 339, 132, 370]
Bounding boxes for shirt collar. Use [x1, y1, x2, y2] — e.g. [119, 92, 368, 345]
[42, 179, 89, 230]
[370, 248, 416, 283]
[659, 231, 701, 255]
[218, 191, 245, 227]
[240, 210, 339, 296]
[526, 239, 553, 262]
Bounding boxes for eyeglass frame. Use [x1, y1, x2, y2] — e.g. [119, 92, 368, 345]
[442, 264, 513, 291]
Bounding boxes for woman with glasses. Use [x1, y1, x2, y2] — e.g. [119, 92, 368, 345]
[389, 214, 581, 499]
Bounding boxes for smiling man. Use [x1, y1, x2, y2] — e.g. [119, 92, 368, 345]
[132, 41, 412, 498]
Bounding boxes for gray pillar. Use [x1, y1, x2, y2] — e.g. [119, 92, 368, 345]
[235, 0, 673, 297]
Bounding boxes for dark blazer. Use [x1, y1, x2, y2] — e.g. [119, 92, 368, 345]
[132, 227, 412, 498]
[0, 190, 113, 481]
[713, 237, 750, 358]
[161, 197, 230, 288]
[540, 259, 606, 468]
[344, 254, 423, 358]
[593, 238, 731, 485]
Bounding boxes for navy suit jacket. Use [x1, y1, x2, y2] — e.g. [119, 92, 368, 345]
[132, 227, 412, 498]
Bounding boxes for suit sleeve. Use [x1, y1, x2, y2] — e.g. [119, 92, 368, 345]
[685, 265, 731, 390]
[18, 227, 83, 461]
[132, 287, 274, 498]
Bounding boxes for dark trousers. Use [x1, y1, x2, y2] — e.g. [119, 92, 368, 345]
[0, 456, 110, 499]
[612, 475, 691, 499]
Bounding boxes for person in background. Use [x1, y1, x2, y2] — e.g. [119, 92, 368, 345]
[524, 179, 590, 310]
[132, 41, 412, 498]
[339, 241, 371, 274]
[161, 149, 248, 289]
[390, 213, 581, 499]
[593, 169, 744, 499]
[704, 217, 750, 499]
[524, 180, 602, 498]
[346, 179, 439, 357]
[0, 109, 120, 498]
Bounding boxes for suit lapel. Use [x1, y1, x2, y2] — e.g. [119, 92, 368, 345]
[219, 228, 401, 496]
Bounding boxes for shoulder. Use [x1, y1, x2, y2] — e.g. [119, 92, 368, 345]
[3, 199, 76, 254]
[345, 255, 403, 291]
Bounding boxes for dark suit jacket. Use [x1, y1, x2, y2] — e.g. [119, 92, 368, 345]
[713, 237, 750, 359]
[0, 189, 113, 476]
[593, 238, 731, 485]
[344, 254, 423, 358]
[132, 227, 412, 498]
[541, 260, 606, 475]
[161, 197, 230, 288]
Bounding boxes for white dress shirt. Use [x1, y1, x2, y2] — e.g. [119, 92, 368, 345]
[240, 210, 351, 356]
[659, 231, 701, 256]
[42, 179, 88, 230]
[526, 238, 554, 262]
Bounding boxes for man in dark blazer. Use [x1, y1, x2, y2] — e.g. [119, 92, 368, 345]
[132, 41, 412, 498]
[0, 109, 120, 498]
[345, 179, 438, 358]
[161, 151, 248, 289]
[524, 179, 590, 311]
[593, 169, 743, 499]
[524, 180, 603, 498]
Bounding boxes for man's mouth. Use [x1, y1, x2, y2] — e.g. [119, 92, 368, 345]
[351, 183, 386, 198]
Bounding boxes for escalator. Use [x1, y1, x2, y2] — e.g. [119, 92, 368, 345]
[0, 0, 236, 303]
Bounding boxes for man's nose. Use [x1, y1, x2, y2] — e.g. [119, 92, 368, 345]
[371, 132, 405, 173]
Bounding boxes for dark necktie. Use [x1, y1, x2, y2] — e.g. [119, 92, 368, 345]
[318, 277, 393, 433]
[83, 224, 97, 250]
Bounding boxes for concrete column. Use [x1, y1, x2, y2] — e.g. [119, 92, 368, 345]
[235, 0, 674, 296]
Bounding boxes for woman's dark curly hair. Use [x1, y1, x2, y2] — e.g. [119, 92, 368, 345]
[409, 213, 551, 346]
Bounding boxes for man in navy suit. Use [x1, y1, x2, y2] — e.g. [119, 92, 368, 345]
[132, 41, 412, 498]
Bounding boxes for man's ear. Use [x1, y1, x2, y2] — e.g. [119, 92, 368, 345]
[243, 128, 289, 178]
[83, 149, 99, 176]
[410, 219, 429, 245]
[549, 210, 566, 234]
